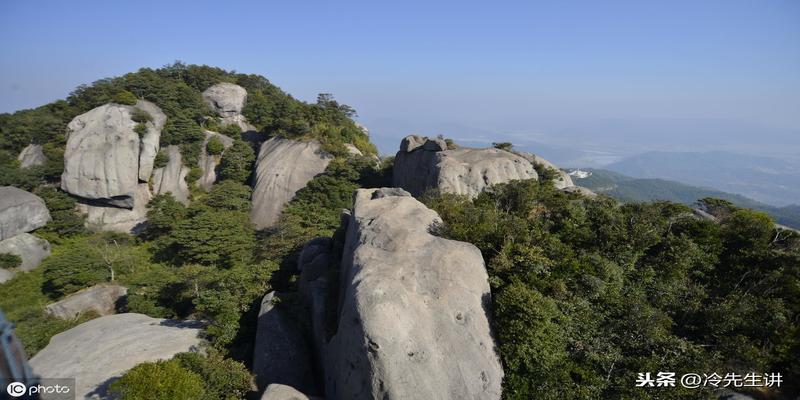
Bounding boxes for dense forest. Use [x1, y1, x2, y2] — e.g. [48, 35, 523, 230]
[1, 64, 797, 399]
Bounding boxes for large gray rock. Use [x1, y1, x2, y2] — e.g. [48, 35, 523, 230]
[17, 144, 47, 168]
[61, 101, 164, 208]
[151, 145, 190, 204]
[203, 83, 255, 130]
[325, 188, 503, 400]
[45, 284, 127, 320]
[515, 151, 574, 190]
[77, 183, 151, 233]
[30, 313, 203, 399]
[0, 233, 50, 283]
[393, 136, 537, 198]
[261, 384, 321, 400]
[250, 138, 332, 229]
[561, 185, 597, 198]
[197, 131, 235, 190]
[253, 291, 317, 395]
[0, 186, 51, 241]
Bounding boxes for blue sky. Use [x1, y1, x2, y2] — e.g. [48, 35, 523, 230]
[2, 0, 799, 158]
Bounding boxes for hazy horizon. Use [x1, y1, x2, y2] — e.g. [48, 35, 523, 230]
[2, 0, 799, 160]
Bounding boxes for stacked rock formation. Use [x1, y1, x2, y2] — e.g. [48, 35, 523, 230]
[0, 186, 52, 283]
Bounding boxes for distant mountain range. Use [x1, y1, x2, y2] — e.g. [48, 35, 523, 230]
[604, 151, 800, 207]
[570, 168, 800, 229]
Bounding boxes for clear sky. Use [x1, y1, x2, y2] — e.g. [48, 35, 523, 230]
[2, 0, 799, 159]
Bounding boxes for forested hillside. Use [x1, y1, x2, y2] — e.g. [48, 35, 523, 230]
[0, 64, 797, 400]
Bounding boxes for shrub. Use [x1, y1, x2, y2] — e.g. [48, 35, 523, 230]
[130, 108, 152, 123]
[109, 359, 205, 400]
[153, 149, 170, 169]
[184, 167, 203, 185]
[205, 136, 225, 156]
[204, 181, 252, 212]
[133, 123, 147, 136]
[112, 90, 138, 106]
[172, 210, 255, 267]
[0, 253, 21, 269]
[173, 352, 252, 400]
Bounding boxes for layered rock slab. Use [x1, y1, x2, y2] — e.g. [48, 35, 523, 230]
[0, 186, 51, 241]
[30, 313, 203, 399]
[325, 188, 503, 400]
[250, 138, 332, 229]
[393, 135, 537, 198]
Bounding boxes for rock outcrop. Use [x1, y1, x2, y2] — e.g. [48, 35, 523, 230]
[197, 131, 234, 190]
[515, 151, 574, 190]
[77, 183, 151, 233]
[17, 144, 47, 168]
[61, 101, 165, 208]
[561, 185, 597, 197]
[253, 291, 317, 395]
[203, 83, 254, 131]
[0, 186, 51, 241]
[393, 135, 537, 198]
[261, 384, 321, 400]
[30, 313, 203, 399]
[44, 284, 127, 320]
[324, 188, 503, 400]
[151, 145, 190, 204]
[250, 138, 332, 229]
[0, 233, 50, 283]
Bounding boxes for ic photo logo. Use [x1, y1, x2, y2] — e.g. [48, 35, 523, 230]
[6, 381, 26, 397]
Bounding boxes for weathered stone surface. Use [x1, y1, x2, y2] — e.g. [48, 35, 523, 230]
[203, 83, 255, 130]
[515, 151, 574, 190]
[253, 291, 317, 395]
[17, 144, 47, 168]
[30, 313, 203, 399]
[61, 101, 164, 208]
[78, 183, 151, 233]
[197, 131, 235, 190]
[45, 284, 127, 320]
[297, 237, 333, 373]
[151, 145, 190, 204]
[0, 233, 50, 282]
[0, 186, 51, 241]
[261, 384, 322, 400]
[325, 188, 503, 400]
[250, 138, 332, 229]
[394, 136, 537, 198]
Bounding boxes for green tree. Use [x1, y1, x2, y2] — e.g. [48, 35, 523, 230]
[205, 136, 225, 155]
[172, 210, 255, 267]
[112, 90, 138, 106]
[204, 181, 252, 212]
[218, 140, 255, 184]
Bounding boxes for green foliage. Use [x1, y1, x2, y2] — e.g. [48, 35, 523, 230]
[172, 210, 255, 268]
[185, 166, 203, 185]
[145, 194, 188, 239]
[218, 140, 255, 184]
[205, 136, 225, 155]
[130, 108, 152, 123]
[204, 181, 252, 212]
[162, 111, 203, 146]
[172, 352, 253, 400]
[0, 253, 21, 269]
[425, 178, 800, 399]
[493, 142, 513, 151]
[109, 359, 205, 400]
[220, 124, 242, 138]
[153, 149, 169, 169]
[112, 90, 138, 106]
[133, 123, 147, 136]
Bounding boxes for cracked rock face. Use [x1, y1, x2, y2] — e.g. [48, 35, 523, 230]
[0, 186, 51, 241]
[515, 151, 574, 190]
[30, 313, 203, 400]
[60, 101, 165, 208]
[250, 137, 332, 229]
[324, 188, 503, 400]
[393, 135, 538, 198]
[197, 131, 234, 190]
